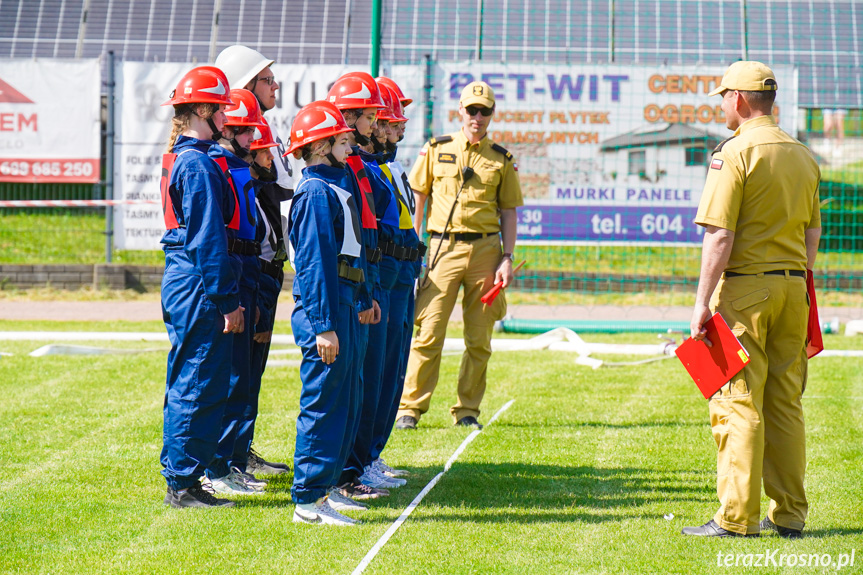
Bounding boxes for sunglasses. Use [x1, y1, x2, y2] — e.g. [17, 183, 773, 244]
[258, 75, 276, 86]
[466, 105, 494, 117]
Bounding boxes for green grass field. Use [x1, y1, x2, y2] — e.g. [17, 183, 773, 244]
[0, 320, 861, 574]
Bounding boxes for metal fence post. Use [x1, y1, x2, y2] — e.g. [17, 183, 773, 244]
[371, 0, 382, 76]
[423, 54, 433, 143]
[105, 50, 115, 264]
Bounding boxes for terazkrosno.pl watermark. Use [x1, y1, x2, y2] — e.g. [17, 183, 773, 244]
[717, 549, 856, 570]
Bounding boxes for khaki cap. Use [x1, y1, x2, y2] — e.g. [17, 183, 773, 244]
[709, 61, 778, 96]
[460, 81, 496, 108]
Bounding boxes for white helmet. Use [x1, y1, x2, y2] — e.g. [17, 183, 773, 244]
[215, 45, 275, 90]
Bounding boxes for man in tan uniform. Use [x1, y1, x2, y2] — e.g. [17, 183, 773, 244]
[683, 61, 821, 538]
[395, 81, 523, 430]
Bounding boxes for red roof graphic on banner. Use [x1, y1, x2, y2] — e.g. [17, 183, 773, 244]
[0, 78, 34, 103]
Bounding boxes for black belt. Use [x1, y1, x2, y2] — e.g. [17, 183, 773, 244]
[725, 270, 805, 278]
[379, 240, 428, 262]
[379, 240, 408, 260]
[259, 258, 283, 279]
[431, 232, 495, 242]
[366, 246, 382, 264]
[338, 260, 365, 284]
[228, 238, 262, 256]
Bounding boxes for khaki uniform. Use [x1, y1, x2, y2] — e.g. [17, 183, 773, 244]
[398, 129, 523, 422]
[695, 115, 820, 535]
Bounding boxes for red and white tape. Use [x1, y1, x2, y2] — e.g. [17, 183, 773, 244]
[0, 199, 159, 208]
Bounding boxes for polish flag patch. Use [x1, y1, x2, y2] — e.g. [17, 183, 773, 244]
[418, 148, 427, 156]
[513, 162, 519, 172]
[711, 158, 724, 170]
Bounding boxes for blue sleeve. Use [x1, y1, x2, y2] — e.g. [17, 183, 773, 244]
[181, 167, 240, 315]
[256, 272, 282, 332]
[290, 189, 340, 334]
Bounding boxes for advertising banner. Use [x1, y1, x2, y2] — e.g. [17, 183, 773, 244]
[0, 59, 101, 183]
[115, 62, 425, 250]
[435, 62, 797, 245]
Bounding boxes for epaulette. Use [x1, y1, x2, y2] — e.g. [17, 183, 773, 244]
[712, 136, 736, 155]
[491, 142, 514, 162]
[428, 135, 453, 147]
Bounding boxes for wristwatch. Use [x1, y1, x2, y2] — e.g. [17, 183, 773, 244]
[501, 253, 513, 261]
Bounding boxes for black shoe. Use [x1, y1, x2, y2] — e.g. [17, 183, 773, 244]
[395, 415, 418, 430]
[761, 516, 803, 539]
[456, 416, 483, 429]
[338, 481, 389, 500]
[165, 483, 235, 508]
[247, 448, 290, 476]
[681, 519, 758, 537]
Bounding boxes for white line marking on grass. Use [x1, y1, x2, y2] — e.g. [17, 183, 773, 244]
[351, 399, 515, 575]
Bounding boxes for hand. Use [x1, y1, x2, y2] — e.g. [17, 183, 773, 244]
[253, 330, 272, 343]
[358, 307, 374, 324]
[316, 330, 339, 364]
[371, 300, 382, 324]
[223, 305, 246, 334]
[255, 306, 261, 325]
[690, 303, 712, 347]
[495, 257, 514, 288]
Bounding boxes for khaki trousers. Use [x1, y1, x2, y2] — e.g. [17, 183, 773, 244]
[709, 272, 809, 535]
[398, 235, 506, 423]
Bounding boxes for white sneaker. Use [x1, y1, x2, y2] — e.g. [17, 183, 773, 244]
[205, 469, 262, 496]
[293, 498, 358, 526]
[232, 466, 267, 492]
[326, 487, 368, 512]
[374, 458, 409, 478]
[360, 466, 406, 488]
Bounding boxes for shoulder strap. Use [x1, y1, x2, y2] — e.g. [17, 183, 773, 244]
[712, 136, 736, 155]
[491, 142, 513, 162]
[428, 135, 453, 147]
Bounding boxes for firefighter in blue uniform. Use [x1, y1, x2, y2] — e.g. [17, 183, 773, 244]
[203, 89, 268, 496]
[372, 80, 420, 476]
[325, 73, 398, 499]
[287, 100, 371, 525]
[159, 66, 244, 509]
[241, 119, 291, 476]
[215, 43, 292, 476]
[345, 80, 412, 489]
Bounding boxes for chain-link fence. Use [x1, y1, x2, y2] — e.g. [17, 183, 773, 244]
[1, 0, 860, 292]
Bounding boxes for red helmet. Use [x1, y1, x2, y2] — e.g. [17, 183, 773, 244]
[162, 66, 233, 107]
[379, 84, 408, 122]
[376, 76, 412, 107]
[285, 100, 353, 156]
[250, 118, 279, 151]
[327, 72, 385, 110]
[224, 89, 266, 127]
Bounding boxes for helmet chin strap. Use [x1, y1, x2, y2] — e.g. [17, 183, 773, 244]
[371, 137, 386, 155]
[324, 136, 345, 169]
[253, 159, 278, 182]
[385, 141, 397, 153]
[353, 128, 371, 146]
[230, 138, 251, 158]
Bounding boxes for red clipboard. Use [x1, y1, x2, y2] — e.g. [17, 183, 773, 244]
[675, 313, 750, 399]
[806, 269, 824, 358]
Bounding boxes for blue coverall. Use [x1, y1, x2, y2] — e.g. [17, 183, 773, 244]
[334, 149, 379, 486]
[160, 135, 241, 491]
[290, 163, 366, 504]
[241, 184, 287, 462]
[205, 146, 260, 479]
[373, 150, 423, 461]
[342, 148, 405, 483]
